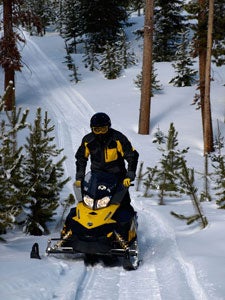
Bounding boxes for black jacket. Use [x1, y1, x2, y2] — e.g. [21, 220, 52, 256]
[75, 128, 139, 181]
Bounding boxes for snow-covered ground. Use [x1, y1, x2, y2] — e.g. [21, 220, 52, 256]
[1, 14, 225, 300]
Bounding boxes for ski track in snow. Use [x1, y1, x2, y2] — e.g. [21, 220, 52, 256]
[135, 200, 208, 300]
[20, 34, 95, 181]
[14, 34, 210, 300]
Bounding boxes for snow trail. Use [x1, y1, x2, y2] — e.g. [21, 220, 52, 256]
[18, 33, 95, 181]
[135, 200, 209, 300]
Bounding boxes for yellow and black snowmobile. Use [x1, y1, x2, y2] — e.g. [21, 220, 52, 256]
[45, 171, 139, 270]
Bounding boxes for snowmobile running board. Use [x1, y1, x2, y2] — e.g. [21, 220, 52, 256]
[45, 238, 138, 257]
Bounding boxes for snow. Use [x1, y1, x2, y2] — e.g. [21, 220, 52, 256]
[1, 14, 225, 300]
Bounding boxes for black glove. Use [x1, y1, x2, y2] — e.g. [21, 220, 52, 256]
[126, 171, 135, 181]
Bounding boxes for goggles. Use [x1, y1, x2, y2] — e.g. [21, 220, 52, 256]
[92, 126, 109, 134]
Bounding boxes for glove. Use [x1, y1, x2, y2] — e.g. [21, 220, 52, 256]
[126, 171, 135, 181]
[74, 180, 81, 188]
[123, 178, 131, 187]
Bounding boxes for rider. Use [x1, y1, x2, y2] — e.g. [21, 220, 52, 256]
[61, 112, 139, 237]
[75, 112, 139, 212]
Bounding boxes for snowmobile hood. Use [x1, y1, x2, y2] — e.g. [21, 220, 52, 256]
[72, 201, 119, 229]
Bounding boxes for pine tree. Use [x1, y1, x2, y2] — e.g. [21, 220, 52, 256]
[64, 41, 81, 83]
[129, 0, 145, 15]
[210, 122, 225, 209]
[83, 40, 99, 72]
[0, 121, 23, 234]
[0, 103, 29, 234]
[61, 0, 82, 53]
[154, 0, 186, 61]
[23, 108, 70, 236]
[151, 123, 189, 204]
[79, 0, 130, 51]
[212, 0, 225, 66]
[185, 0, 225, 67]
[88, 29, 136, 77]
[171, 158, 208, 229]
[117, 31, 136, 69]
[21, 0, 55, 35]
[134, 65, 162, 96]
[169, 30, 198, 87]
[99, 42, 122, 79]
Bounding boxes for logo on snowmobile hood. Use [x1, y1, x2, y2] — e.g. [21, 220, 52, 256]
[98, 185, 111, 193]
[98, 185, 106, 190]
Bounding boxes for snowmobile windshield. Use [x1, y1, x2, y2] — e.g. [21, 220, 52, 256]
[82, 171, 118, 200]
[82, 171, 127, 209]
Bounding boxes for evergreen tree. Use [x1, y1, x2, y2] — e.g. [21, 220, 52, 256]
[60, 1, 135, 76]
[185, 0, 225, 67]
[117, 31, 136, 69]
[150, 123, 189, 204]
[61, 0, 82, 52]
[134, 65, 163, 96]
[99, 42, 122, 79]
[99, 32, 136, 79]
[23, 108, 70, 236]
[80, 0, 130, 51]
[212, 0, 225, 66]
[83, 40, 99, 71]
[21, 0, 55, 35]
[171, 158, 208, 229]
[56, 193, 75, 230]
[0, 121, 23, 234]
[154, 0, 186, 61]
[0, 104, 29, 234]
[64, 41, 81, 83]
[169, 30, 198, 87]
[128, 0, 145, 15]
[210, 122, 225, 209]
[155, 123, 189, 204]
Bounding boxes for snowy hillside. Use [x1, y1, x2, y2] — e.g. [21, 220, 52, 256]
[1, 14, 225, 300]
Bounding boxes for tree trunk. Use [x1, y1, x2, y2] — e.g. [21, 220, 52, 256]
[198, 0, 207, 134]
[203, 0, 214, 154]
[3, 0, 15, 111]
[138, 0, 154, 135]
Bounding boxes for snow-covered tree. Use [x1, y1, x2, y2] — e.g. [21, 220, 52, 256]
[0, 122, 24, 234]
[83, 40, 99, 72]
[20, 0, 55, 35]
[23, 108, 70, 236]
[144, 123, 189, 204]
[61, 0, 82, 52]
[171, 159, 208, 229]
[128, 0, 144, 15]
[185, 0, 225, 67]
[169, 30, 198, 87]
[117, 31, 136, 69]
[210, 123, 225, 209]
[134, 65, 162, 96]
[153, 123, 189, 204]
[0, 103, 29, 234]
[99, 42, 122, 79]
[64, 42, 81, 83]
[79, 0, 130, 51]
[154, 0, 186, 61]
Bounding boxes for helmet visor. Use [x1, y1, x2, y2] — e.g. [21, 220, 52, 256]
[92, 126, 109, 134]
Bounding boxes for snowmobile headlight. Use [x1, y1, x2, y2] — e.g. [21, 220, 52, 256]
[83, 195, 94, 208]
[96, 196, 111, 208]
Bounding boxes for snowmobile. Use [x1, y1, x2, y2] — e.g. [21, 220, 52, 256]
[45, 171, 139, 270]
